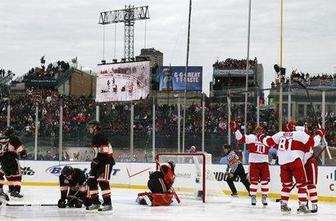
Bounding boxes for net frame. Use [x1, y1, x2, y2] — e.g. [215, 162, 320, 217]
[156, 152, 208, 203]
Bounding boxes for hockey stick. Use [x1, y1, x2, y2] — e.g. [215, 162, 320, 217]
[6, 203, 57, 207]
[66, 177, 89, 207]
[155, 160, 181, 204]
[295, 80, 332, 159]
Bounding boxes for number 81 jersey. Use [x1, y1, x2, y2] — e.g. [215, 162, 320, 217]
[262, 131, 320, 165]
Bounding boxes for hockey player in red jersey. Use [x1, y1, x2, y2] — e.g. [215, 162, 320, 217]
[86, 120, 115, 212]
[296, 125, 319, 213]
[230, 121, 272, 206]
[260, 120, 324, 214]
[136, 161, 178, 206]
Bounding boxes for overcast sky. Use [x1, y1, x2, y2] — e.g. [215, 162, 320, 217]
[1, 0, 335, 95]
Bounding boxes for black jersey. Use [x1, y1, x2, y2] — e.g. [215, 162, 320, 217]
[0, 135, 24, 159]
[59, 168, 87, 188]
[91, 132, 113, 160]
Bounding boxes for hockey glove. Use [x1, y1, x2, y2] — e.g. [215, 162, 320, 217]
[58, 199, 67, 208]
[315, 128, 326, 137]
[256, 133, 265, 142]
[229, 121, 239, 132]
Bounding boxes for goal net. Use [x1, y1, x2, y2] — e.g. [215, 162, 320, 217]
[156, 152, 229, 203]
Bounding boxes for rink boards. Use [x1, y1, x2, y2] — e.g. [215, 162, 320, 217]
[17, 160, 336, 202]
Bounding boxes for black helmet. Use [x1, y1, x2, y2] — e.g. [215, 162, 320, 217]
[167, 161, 175, 170]
[4, 126, 15, 137]
[61, 166, 74, 177]
[87, 120, 101, 128]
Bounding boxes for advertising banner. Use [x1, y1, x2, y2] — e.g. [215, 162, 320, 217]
[159, 66, 202, 91]
[96, 61, 150, 102]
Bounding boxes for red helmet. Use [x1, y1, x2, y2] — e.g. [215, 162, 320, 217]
[285, 120, 297, 132]
[255, 126, 265, 136]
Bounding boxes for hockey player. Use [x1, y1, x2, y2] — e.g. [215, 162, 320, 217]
[136, 161, 177, 206]
[58, 166, 90, 208]
[223, 144, 250, 197]
[86, 120, 115, 212]
[0, 169, 10, 205]
[259, 120, 324, 214]
[296, 125, 319, 213]
[0, 133, 10, 204]
[230, 121, 272, 206]
[0, 127, 26, 198]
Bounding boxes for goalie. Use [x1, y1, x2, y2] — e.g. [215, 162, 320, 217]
[136, 161, 179, 206]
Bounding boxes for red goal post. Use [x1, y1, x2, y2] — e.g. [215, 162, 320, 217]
[156, 152, 227, 203]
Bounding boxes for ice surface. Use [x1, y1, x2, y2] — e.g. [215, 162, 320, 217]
[0, 186, 335, 221]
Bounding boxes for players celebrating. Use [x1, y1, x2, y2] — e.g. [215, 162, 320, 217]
[260, 120, 325, 214]
[86, 120, 115, 212]
[58, 166, 89, 208]
[230, 121, 272, 206]
[136, 161, 178, 206]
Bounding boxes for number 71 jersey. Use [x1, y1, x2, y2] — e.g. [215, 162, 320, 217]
[262, 131, 320, 165]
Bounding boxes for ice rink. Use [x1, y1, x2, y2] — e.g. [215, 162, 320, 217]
[0, 186, 335, 221]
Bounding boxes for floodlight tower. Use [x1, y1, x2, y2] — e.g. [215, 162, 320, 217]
[99, 5, 150, 61]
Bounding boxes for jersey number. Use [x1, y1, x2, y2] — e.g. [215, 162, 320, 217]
[256, 145, 266, 154]
[278, 137, 293, 151]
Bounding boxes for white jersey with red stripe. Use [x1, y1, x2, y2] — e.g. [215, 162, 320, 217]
[262, 131, 321, 165]
[234, 130, 269, 163]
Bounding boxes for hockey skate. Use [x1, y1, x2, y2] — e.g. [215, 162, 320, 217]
[310, 204, 318, 213]
[86, 203, 100, 210]
[10, 191, 23, 198]
[280, 203, 291, 214]
[250, 195, 256, 206]
[98, 203, 112, 212]
[0, 190, 10, 202]
[261, 194, 268, 207]
[296, 204, 311, 214]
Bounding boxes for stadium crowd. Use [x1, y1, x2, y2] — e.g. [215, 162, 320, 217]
[213, 58, 257, 70]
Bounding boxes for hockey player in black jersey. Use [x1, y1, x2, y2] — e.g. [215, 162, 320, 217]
[0, 127, 26, 198]
[58, 166, 90, 208]
[86, 120, 115, 212]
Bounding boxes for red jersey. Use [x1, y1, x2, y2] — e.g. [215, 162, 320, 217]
[234, 130, 270, 163]
[262, 131, 321, 165]
[160, 163, 175, 190]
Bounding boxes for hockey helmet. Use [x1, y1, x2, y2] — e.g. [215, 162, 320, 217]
[255, 125, 265, 136]
[87, 120, 101, 132]
[87, 120, 101, 127]
[285, 120, 297, 132]
[167, 161, 175, 170]
[61, 166, 74, 177]
[4, 126, 15, 137]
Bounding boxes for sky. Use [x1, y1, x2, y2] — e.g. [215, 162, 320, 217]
[0, 0, 336, 95]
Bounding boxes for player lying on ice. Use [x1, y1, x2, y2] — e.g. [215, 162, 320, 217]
[58, 166, 91, 208]
[136, 161, 180, 206]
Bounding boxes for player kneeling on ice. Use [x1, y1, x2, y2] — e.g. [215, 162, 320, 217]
[136, 161, 179, 206]
[58, 166, 90, 208]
